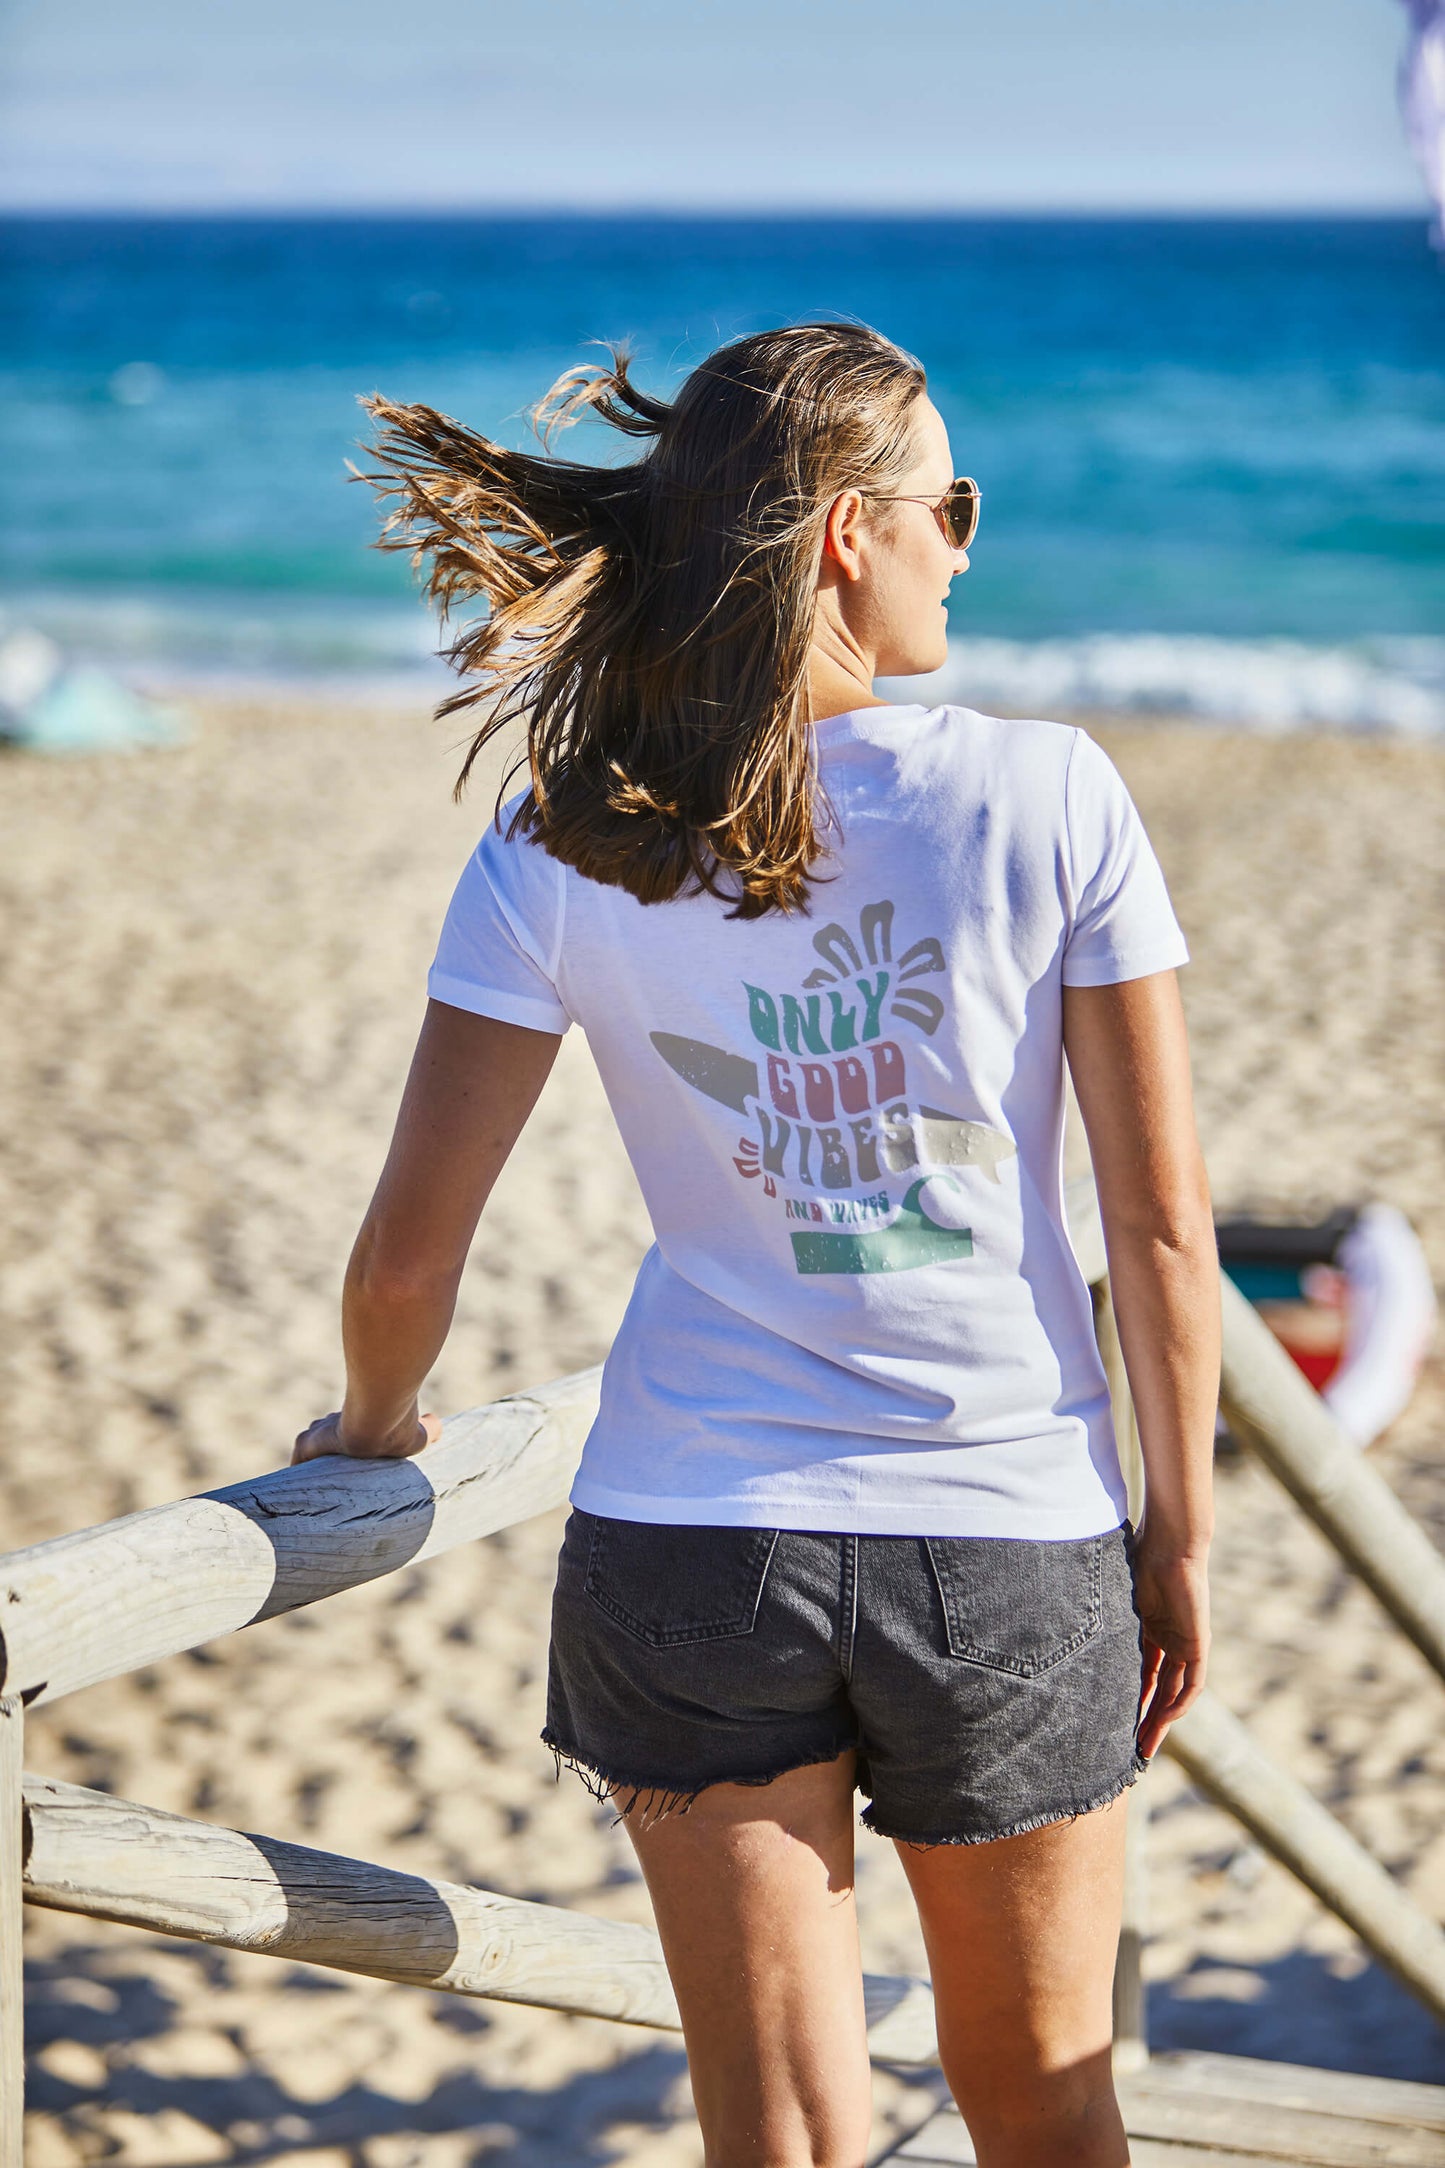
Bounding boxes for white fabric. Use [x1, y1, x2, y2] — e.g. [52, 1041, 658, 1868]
[1325, 1204, 1439, 1448]
[429, 705, 1189, 1538]
[1399, 0, 1445, 247]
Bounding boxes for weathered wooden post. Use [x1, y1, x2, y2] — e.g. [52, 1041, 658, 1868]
[1, 1695, 23, 2168]
[1112, 1776, 1150, 2074]
[1218, 1274, 1445, 1682]
[1164, 1690, 1445, 2022]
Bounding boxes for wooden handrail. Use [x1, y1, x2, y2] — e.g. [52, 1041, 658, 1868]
[9, 1177, 1436, 1721]
[1217, 1274, 1445, 1682]
[0, 1367, 601, 1712]
[0, 1178, 1104, 1715]
[22, 1774, 941, 2065]
[1164, 1693, 1445, 2023]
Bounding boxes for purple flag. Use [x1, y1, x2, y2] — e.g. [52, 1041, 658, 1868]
[1399, 0, 1445, 244]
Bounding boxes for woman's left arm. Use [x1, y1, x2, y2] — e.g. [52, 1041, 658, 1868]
[292, 999, 562, 1465]
[1063, 970, 1219, 1756]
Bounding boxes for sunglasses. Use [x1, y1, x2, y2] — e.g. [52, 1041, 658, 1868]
[866, 476, 980, 553]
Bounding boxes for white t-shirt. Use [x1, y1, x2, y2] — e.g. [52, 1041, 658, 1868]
[429, 704, 1188, 1539]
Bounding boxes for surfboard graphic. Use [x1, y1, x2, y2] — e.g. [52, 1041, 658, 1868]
[650, 1032, 759, 1114]
[915, 1109, 1015, 1184]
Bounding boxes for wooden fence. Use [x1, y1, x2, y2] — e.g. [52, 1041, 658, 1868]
[3, 1174, 1444, 2165]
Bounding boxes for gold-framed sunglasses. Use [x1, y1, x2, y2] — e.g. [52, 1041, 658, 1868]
[865, 476, 980, 552]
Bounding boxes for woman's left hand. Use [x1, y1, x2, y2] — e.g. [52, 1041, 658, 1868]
[291, 1408, 442, 1466]
[1132, 1536, 1211, 1761]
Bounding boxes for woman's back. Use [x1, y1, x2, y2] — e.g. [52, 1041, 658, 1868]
[299, 323, 1218, 2168]
[430, 700, 1187, 1537]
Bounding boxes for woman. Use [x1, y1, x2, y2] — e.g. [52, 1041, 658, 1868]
[296, 322, 1218, 2168]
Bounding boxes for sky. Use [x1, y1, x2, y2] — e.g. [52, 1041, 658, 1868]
[0, 0, 1428, 214]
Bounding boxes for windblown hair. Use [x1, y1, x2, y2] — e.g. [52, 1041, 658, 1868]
[361, 321, 927, 917]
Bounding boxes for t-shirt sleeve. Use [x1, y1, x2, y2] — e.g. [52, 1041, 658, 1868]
[427, 808, 572, 1035]
[1061, 730, 1189, 987]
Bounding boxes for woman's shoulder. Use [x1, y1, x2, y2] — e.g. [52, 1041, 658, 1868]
[461, 790, 571, 916]
[928, 712, 1149, 870]
[928, 701, 1078, 755]
[910, 703, 1085, 802]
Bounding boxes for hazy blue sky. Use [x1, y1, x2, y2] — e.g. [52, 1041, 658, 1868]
[0, 0, 1427, 213]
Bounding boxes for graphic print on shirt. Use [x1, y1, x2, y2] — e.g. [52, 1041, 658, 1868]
[650, 898, 1016, 1275]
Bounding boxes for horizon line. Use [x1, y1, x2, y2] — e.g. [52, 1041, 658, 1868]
[0, 200, 1429, 223]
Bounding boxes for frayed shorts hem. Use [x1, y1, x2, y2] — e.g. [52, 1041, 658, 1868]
[863, 1749, 1146, 1850]
[542, 1729, 857, 1823]
[544, 1729, 1145, 1845]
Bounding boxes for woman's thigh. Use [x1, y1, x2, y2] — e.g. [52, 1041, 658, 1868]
[623, 1751, 873, 2168]
[897, 1792, 1130, 2168]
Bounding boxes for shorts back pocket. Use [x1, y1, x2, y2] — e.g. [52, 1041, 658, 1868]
[585, 1517, 780, 1648]
[925, 1534, 1104, 1677]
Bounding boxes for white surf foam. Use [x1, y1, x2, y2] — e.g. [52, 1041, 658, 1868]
[0, 590, 448, 687]
[6, 593, 1444, 736]
[879, 635, 1445, 737]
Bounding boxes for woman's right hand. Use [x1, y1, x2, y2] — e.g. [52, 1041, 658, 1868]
[291, 1407, 442, 1467]
[1132, 1535, 1211, 1761]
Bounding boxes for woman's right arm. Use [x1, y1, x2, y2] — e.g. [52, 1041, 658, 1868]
[292, 999, 561, 1465]
[1063, 968, 1219, 1759]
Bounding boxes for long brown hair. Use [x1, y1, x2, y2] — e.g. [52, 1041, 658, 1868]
[362, 322, 927, 917]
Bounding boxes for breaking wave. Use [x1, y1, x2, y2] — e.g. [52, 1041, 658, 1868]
[882, 635, 1445, 737]
[5, 590, 1444, 737]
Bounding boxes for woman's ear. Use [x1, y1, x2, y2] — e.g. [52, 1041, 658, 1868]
[822, 489, 867, 580]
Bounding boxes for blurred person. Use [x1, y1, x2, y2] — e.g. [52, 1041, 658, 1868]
[294, 323, 1218, 2168]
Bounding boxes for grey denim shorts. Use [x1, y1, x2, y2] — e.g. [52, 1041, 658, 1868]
[544, 1509, 1146, 1846]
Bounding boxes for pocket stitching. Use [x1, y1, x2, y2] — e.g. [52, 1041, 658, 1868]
[584, 1523, 780, 1648]
[926, 1535, 1104, 1677]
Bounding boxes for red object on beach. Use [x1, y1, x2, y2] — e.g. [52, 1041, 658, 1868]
[1279, 1342, 1345, 1394]
[1216, 1205, 1436, 1448]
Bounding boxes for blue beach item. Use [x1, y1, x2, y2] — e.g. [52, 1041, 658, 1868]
[6, 668, 188, 755]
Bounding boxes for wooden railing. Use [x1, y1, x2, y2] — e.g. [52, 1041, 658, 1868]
[4, 1176, 1444, 2165]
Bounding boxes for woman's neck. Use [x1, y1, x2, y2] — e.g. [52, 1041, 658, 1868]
[806, 647, 889, 726]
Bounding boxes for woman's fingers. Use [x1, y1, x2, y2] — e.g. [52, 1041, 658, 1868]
[291, 1413, 343, 1466]
[1136, 1642, 1168, 1757]
[1137, 1652, 1182, 1760]
[289, 1408, 441, 1467]
[1136, 1644, 1207, 1760]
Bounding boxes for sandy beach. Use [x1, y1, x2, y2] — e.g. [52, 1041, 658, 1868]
[4, 694, 1443, 2165]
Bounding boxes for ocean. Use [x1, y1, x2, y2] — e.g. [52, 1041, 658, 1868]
[2, 212, 1443, 731]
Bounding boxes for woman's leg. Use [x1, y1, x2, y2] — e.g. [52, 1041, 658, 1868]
[896, 1791, 1130, 2168]
[622, 1749, 873, 2168]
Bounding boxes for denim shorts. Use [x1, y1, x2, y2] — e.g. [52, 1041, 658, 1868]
[544, 1509, 1146, 1846]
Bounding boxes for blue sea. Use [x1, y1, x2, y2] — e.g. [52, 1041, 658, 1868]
[2, 213, 1443, 730]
